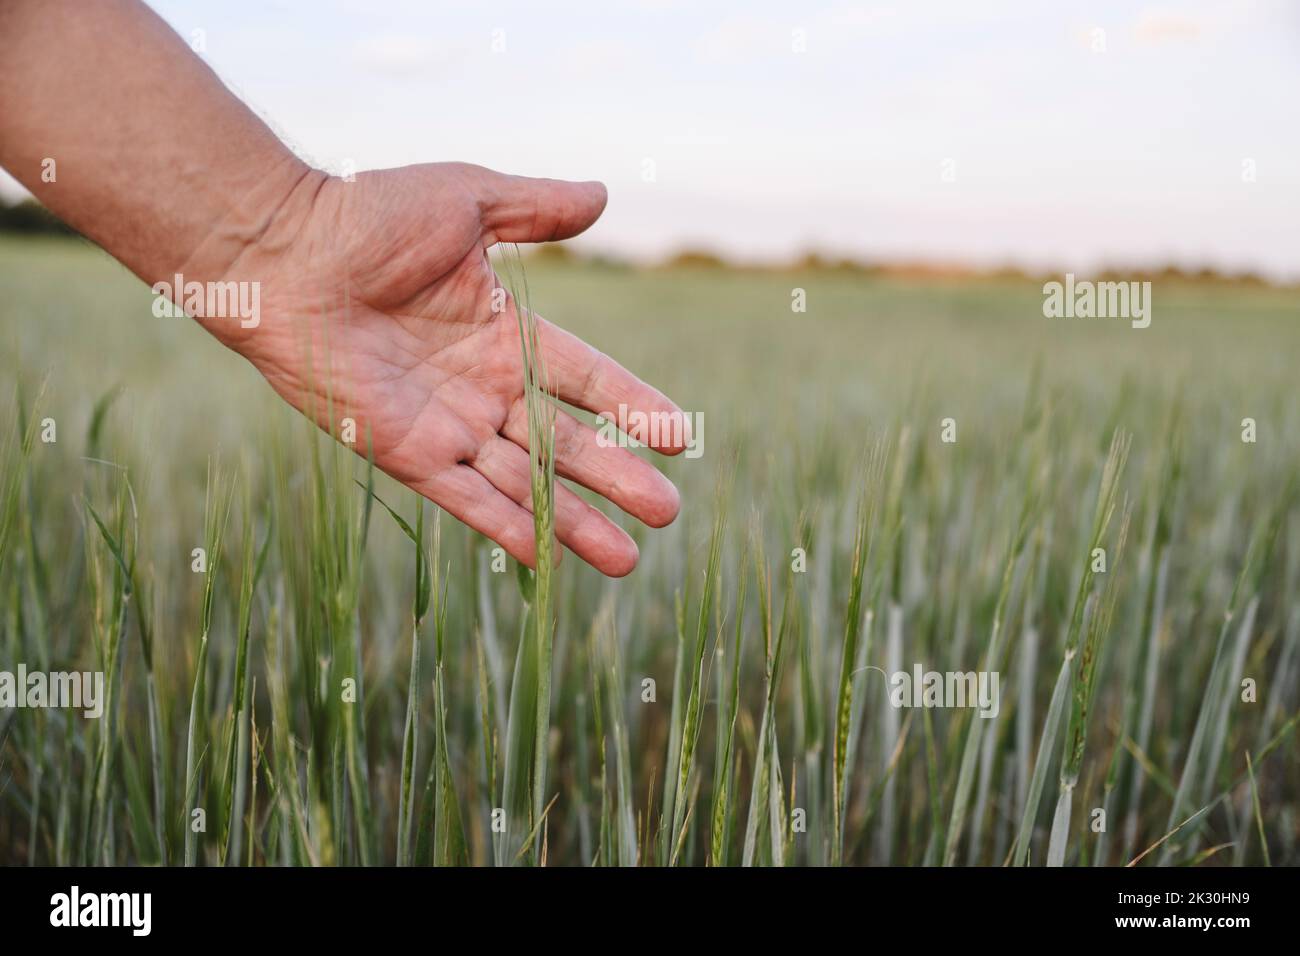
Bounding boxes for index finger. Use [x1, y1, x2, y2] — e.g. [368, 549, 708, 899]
[531, 316, 691, 456]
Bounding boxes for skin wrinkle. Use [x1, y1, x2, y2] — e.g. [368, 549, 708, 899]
[257, 166, 331, 262]
[553, 413, 587, 474]
[252, 288, 478, 462]
[378, 262, 492, 349]
[499, 395, 675, 529]
[223, 162, 318, 260]
[470, 436, 629, 568]
[581, 353, 608, 416]
[342, 180, 482, 309]
[176, 158, 318, 290]
[374, 309, 470, 374]
[420, 466, 545, 564]
[373, 333, 503, 465]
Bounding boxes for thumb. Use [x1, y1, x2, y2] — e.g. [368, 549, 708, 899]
[479, 169, 608, 244]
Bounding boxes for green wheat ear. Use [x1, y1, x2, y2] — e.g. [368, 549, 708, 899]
[498, 243, 557, 591]
[497, 243, 557, 864]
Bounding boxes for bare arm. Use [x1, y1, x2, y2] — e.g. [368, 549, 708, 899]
[0, 0, 318, 288]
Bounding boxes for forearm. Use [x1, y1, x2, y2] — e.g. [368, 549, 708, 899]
[0, 0, 320, 286]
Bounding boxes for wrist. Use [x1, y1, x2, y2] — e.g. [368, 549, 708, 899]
[169, 156, 334, 350]
[173, 153, 326, 284]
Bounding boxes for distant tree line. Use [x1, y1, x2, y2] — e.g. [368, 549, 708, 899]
[0, 199, 79, 236]
[531, 243, 1284, 288]
[2, 201, 1284, 287]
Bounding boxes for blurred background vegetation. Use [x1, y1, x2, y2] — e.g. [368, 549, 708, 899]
[1, 212, 1297, 866]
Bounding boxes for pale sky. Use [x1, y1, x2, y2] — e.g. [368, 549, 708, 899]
[5, 1, 1299, 278]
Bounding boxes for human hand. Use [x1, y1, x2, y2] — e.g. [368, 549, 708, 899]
[0, 0, 683, 575]
[201, 162, 685, 576]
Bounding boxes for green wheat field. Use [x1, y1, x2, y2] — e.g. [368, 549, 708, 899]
[1, 235, 1297, 866]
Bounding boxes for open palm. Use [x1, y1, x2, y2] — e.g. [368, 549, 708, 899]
[214, 163, 683, 576]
